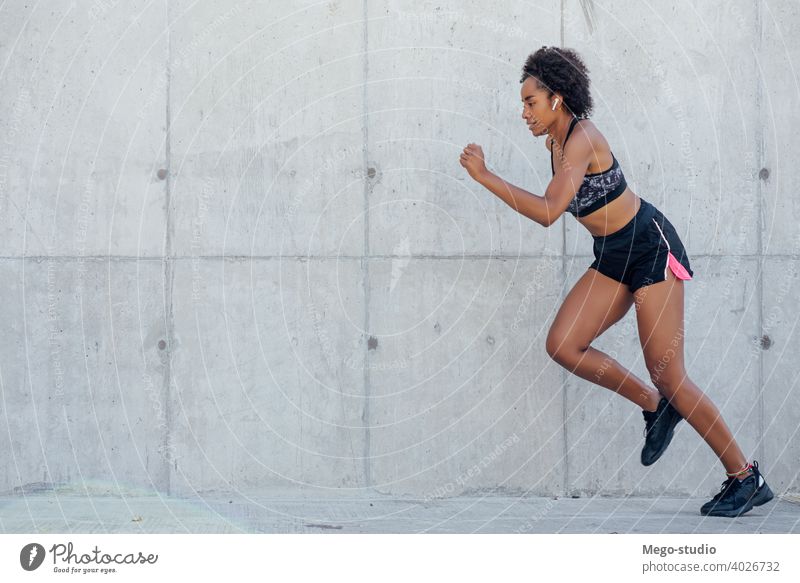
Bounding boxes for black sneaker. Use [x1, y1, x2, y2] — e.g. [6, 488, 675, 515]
[641, 396, 683, 466]
[700, 460, 775, 517]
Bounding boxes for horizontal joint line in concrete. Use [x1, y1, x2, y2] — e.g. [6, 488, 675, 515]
[2, 253, 800, 261]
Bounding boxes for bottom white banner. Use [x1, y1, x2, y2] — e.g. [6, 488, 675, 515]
[1, 534, 797, 582]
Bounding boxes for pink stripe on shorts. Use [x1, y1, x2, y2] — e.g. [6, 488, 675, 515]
[667, 251, 692, 280]
[652, 218, 693, 281]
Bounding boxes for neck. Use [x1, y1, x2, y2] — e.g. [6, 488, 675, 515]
[549, 114, 576, 150]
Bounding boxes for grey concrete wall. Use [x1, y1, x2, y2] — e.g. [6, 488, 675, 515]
[0, 0, 798, 500]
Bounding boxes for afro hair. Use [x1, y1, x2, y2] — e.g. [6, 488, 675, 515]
[520, 46, 593, 119]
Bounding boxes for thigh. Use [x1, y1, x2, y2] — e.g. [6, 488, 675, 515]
[633, 266, 687, 389]
[546, 267, 635, 353]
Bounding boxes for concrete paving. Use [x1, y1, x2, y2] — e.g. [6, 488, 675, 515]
[1, 493, 797, 534]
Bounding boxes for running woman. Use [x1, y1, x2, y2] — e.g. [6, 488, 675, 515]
[459, 46, 774, 518]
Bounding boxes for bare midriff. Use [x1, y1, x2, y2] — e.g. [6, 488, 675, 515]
[577, 189, 641, 238]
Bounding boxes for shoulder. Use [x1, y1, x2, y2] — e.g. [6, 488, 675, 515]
[573, 118, 611, 149]
[572, 118, 597, 143]
[566, 118, 609, 158]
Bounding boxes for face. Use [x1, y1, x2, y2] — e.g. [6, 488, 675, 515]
[520, 77, 555, 136]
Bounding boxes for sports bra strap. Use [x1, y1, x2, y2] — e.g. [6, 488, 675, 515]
[550, 116, 580, 175]
[563, 116, 579, 146]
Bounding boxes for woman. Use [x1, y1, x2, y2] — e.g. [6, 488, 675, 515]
[459, 46, 774, 518]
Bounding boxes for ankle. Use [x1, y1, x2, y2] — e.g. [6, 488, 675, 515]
[726, 462, 754, 481]
[643, 393, 661, 412]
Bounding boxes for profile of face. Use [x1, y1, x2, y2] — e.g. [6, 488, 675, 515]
[520, 77, 559, 137]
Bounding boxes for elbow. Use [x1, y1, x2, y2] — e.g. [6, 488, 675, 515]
[539, 195, 560, 227]
[539, 214, 556, 228]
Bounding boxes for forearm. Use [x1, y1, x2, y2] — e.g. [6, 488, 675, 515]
[476, 171, 555, 227]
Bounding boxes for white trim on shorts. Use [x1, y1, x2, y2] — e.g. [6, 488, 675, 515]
[651, 218, 671, 281]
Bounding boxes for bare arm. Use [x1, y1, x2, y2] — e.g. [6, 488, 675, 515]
[461, 138, 594, 227]
[476, 171, 556, 227]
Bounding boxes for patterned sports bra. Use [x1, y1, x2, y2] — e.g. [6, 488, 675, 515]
[550, 116, 628, 218]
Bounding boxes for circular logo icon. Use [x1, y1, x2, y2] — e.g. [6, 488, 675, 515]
[20, 543, 46, 571]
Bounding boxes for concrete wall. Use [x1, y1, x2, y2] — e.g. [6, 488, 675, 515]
[1, 0, 798, 500]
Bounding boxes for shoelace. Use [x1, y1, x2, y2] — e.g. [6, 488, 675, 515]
[710, 473, 755, 506]
[642, 410, 659, 438]
[711, 477, 738, 501]
[707, 464, 760, 507]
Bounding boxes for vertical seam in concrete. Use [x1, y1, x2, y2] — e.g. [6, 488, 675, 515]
[163, 3, 174, 496]
[560, 0, 569, 496]
[362, 0, 371, 490]
[755, 0, 765, 465]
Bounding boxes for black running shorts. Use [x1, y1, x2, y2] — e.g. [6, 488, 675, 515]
[589, 198, 694, 293]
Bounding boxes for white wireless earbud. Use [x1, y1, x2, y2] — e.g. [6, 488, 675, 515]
[551, 99, 559, 111]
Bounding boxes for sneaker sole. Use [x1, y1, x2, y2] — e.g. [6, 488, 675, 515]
[641, 413, 683, 466]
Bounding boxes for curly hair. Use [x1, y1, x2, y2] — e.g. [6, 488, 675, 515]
[520, 46, 593, 119]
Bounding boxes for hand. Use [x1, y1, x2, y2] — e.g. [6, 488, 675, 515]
[459, 143, 488, 181]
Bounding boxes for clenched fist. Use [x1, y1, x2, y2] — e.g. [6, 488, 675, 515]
[459, 143, 488, 181]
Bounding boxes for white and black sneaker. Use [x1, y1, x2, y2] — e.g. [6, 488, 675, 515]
[700, 460, 775, 517]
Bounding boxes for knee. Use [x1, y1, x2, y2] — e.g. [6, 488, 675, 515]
[545, 327, 565, 361]
[545, 329, 586, 366]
